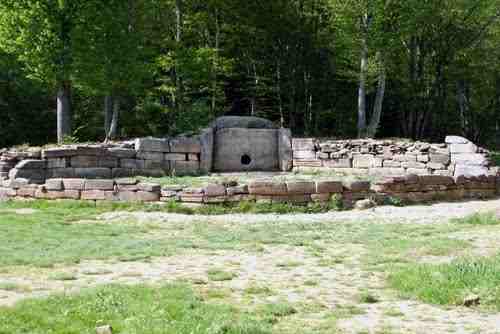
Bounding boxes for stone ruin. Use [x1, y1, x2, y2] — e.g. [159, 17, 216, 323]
[0, 116, 498, 206]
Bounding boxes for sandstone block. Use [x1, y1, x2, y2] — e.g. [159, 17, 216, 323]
[278, 128, 293, 172]
[170, 137, 201, 153]
[180, 194, 204, 203]
[402, 161, 427, 169]
[445, 136, 469, 144]
[118, 191, 138, 201]
[136, 191, 160, 202]
[227, 185, 249, 196]
[46, 168, 75, 178]
[98, 156, 119, 168]
[293, 160, 322, 168]
[112, 168, 136, 178]
[15, 159, 46, 169]
[120, 159, 145, 169]
[85, 179, 115, 191]
[419, 175, 454, 185]
[135, 138, 170, 152]
[74, 146, 107, 156]
[368, 168, 405, 176]
[203, 196, 228, 204]
[137, 183, 161, 192]
[164, 153, 187, 161]
[286, 181, 315, 194]
[45, 178, 63, 191]
[136, 151, 164, 162]
[42, 147, 77, 159]
[343, 181, 371, 192]
[108, 148, 136, 159]
[353, 155, 382, 168]
[71, 156, 98, 168]
[394, 154, 417, 162]
[74, 168, 111, 179]
[322, 159, 352, 168]
[248, 180, 287, 195]
[316, 152, 330, 160]
[81, 190, 106, 200]
[199, 128, 214, 174]
[136, 169, 167, 177]
[311, 193, 332, 202]
[315, 181, 343, 194]
[63, 179, 86, 190]
[417, 155, 430, 163]
[430, 154, 451, 165]
[405, 168, 429, 176]
[428, 163, 446, 170]
[451, 153, 489, 166]
[17, 185, 37, 197]
[9, 168, 45, 183]
[383, 160, 402, 168]
[270, 194, 311, 204]
[204, 184, 226, 197]
[46, 158, 68, 169]
[450, 143, 477, 154]
[172, 161, 200, 176]
[454, 165, 488, 177]
[293, 150, 317, 160]
[188, 153, 200, 161]
[292, 138, 316, 151]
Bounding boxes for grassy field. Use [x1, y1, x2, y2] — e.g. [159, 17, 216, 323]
[0, 200, 499, 333]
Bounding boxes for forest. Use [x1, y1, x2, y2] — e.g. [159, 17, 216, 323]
[0, 0, 499, 148]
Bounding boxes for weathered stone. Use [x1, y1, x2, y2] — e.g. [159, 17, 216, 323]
[248, 180, 287, 195]
[293, 160, 322, 168]
[46, 168, 75, 178]
[188, 153, 199, 161]
[63, 179, 86, 190]
[292, 138, 316, 151]
[278, 128, 293, 172]
[203, 196, 228, 204]
[199, 128, 214, 174]
[42, 147, 78, 159]
[293, 150, 317, 160]
[136, 151, 164, 162]
[136, 169, 167, 177]
[81, 190, 106, 200]
[353, 155, 382, 168]
[355, 199, 377, 210]
[394, 154, 417, 162]
[5, 178, 29, 189]
[427, 163, 446, 170]
[445, 136, 469, 144]
[316, 152, 330, 160]
[203, 184, 226, 197]
[46, 158, 68, 169]
[161, 189, 178, 198]
[0, 187, 16, 197]
[454, 164, 488, 177]
[98, 156, 119, 168]
[322, 159, 352, 168]
[96, 324, 113, 334]
[172, 160, 200, 176]
[270, 194, 311, 204]
[286, 181, 315, 194]
[137, 183, 161, 192]
[180, 194, 204, 203]
[211, 116, 276, 130]
[450, 143, 478, 154]
[35, 189, 80, 200]
[343, 181, 371, 192]
[71, 156, 98, 168]
[451, 153, 489, 166]
[417, 155, 430, 163]
[15, 159, 46, 169]
[9, 168, 45, 183]
[136, 191, 160, 202]
[118, 191, 138, 202]
[17, 185, 37, 197]
[112, 168, 136, 178]
[164, 153, 187, 161]
[383, 160, 402, 168]
[75, 146, 107, 156]
[170, 137, 201, 153]
[85, 179, 115, 191]
[45, 178, 63, 191]
[74, 168, 112, 179]
[135, 137, 170, 152]
[226, 185, 249, 196]
[419, 175, 454, 185]
[120, 159, 145, 169]
[405, 168, 429, 176]
[310, 193, 332, 202]
[315, 181, 343, 194]
[369, 168, 406, 176]
[108, 148, 136, 158]
[402, 161, 427, 169]
[430, 154, 450, 165]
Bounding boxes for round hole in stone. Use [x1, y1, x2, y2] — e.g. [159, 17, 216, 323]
[241, 154, 252, 166]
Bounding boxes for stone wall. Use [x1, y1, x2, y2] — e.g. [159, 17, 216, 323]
[1, 174, 498, 207]
[0, 135, 206, 185]
[292, 136, 496, 177]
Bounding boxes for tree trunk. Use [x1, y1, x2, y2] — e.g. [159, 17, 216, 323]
[174, 0, 184, 115]
[211, 7, 219, 116]
[106, 96, 120, 141]
[276, 58, 284, 127]
[366, 57, 386, 138]
[104, 95, 113, 136]
[357, 23, 368, 137]
[57, 81, 72, 143]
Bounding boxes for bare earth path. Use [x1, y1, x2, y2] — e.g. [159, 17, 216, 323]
[2, 199, 500, 333]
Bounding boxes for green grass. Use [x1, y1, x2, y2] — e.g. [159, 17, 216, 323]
[0, 284, 271, 334]
[389, 255, 500, 310]
[207, 269, 238, 282]
[453, 212, 500, 226]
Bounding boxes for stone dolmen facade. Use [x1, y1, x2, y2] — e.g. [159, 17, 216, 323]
[0, 116, 498, 206]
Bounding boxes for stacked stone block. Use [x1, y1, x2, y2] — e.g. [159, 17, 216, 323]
[292, 136, 495, 177]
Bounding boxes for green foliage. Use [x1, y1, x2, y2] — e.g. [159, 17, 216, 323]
[0, 284, 272, 334]
[453, 213, 500, 226]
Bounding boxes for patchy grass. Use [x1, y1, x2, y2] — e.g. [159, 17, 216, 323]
[0, 282, 31, 293]
[207, 269, 238, 282]
[453, 212, 500, 226]
[389, 255, 500, 310]
[0, 284, 272, 334]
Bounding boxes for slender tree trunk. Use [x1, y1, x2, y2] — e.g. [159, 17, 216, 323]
[357, 23, 368, 138]
[104, 95, 113, 136]
[495, 75, 500, 148]
[57, 81, 72, 143]
[457, 79, 469, 137]
[276, 58, 284, 127]
[107, 96, 120, 141]
[174, 0, 184, 114]
[252, 62, 258, 116]
[366, 57, 386, 138]
[211, 7, 219, 116]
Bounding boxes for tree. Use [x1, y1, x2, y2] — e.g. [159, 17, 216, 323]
[0, 0, 85, 143]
